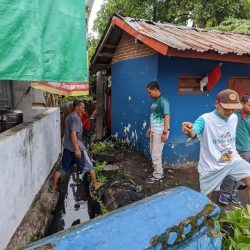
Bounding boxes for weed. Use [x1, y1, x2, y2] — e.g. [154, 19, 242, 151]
[91, 141, 112, 154]
[29, 234, 38, 243]
[218, 205, 250, 250]
[94, 161, 107, 184]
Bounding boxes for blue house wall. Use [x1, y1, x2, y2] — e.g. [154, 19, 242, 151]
[111, 54, 250, 165]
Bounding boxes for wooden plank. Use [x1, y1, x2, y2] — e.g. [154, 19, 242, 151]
[98, 52, 114, 57]
[102, 44, 116, 48]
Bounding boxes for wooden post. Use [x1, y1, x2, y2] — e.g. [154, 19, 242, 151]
[95, 71, 105, 140]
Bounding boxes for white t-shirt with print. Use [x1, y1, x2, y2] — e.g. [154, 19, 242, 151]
[198, 112, 241, 175]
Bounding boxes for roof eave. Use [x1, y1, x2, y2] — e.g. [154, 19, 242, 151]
[168, 48, 250, 64]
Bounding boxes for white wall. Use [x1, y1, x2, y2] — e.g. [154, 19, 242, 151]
[0, 108, 61, 250]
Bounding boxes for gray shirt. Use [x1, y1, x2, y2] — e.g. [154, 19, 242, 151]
[64, 112, 85, 152]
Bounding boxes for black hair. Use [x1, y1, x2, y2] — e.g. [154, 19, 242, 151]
[241, 94, 250, 103]
[146, 81, 160, 90]
[73, 99, 84, 108]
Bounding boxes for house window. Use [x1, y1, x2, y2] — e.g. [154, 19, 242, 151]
[178, 76, 207, 94]
[228, 77, 250, 98]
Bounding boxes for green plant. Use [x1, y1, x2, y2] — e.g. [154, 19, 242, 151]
[94, 161, 107, 184]
[29, 234, 38, 243]
[94, 195, 109, 215]
[66, 95, 95, 103]
[218, 205, 250, 250]
[91, 141, 113, 154]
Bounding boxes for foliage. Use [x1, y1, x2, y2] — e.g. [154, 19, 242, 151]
[94, 195, 109, 214]
[92, 0, 250, 37]
[218, 205, 250, 250]
[91, 141, 113, 154]
[66, 95, 95, 102]
[191, 0, 250, 28]
[88, 34, 100, 64]
[94, 161, 107, 184]
[29, 234, 38, 243]
[215, 18, 250, 35]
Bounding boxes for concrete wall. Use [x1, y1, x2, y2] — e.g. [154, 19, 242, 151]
[111, 54, 250, 165]
[0, 108, 61, 249]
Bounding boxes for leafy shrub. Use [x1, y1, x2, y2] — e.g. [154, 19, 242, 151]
[91, 141, 113, 154]
[218, 205, 250, 250]
[94, 161, 107, 184]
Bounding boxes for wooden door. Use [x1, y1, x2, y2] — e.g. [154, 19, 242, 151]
[228, 77, 250, 99]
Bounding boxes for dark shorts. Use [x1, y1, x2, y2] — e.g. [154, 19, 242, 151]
[59, 148, 92, 175]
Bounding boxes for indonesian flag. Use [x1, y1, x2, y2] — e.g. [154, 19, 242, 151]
[200, 63, 222, 92]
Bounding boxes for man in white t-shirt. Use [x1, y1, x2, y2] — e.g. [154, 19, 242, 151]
[182, 89, 250, 202]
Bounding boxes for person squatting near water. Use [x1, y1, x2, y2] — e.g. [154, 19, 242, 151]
[145, 81, 170, 184]
[182, 89, 250, 202]
[50, 100, 101, 193]
[219, 93, 250, 205]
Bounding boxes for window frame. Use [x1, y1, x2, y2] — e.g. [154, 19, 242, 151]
[178, 75, 208, 94]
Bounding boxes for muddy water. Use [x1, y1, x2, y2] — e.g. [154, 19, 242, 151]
[45, 170, 100, 236]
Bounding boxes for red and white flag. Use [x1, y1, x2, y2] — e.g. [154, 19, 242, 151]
[200, 63, 222, 92]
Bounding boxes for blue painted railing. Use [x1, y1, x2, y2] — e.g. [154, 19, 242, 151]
[23, 186, 221, 250]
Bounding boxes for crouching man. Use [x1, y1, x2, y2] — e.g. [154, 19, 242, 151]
[182, 89, 250, 201]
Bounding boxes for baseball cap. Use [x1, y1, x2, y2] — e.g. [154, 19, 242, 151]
[217, 89, 242, 109]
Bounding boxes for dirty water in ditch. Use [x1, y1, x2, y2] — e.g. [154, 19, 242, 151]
[45, 169, 100, 236]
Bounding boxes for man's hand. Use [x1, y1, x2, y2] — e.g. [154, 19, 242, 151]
[161, 132, 169, 142]
[146, 128, 151, 137]
[182, 122, 193, 135]
[75, 148, 81, 159]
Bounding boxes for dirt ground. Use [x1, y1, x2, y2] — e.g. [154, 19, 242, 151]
[115, 150, 248, 210]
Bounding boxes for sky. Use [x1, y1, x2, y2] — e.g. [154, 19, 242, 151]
[88, 0, 104, 34]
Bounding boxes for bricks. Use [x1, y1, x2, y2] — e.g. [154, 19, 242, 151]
[112, 33, 156, 64]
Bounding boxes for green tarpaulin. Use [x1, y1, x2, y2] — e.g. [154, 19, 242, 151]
[0, 0, 88, 82]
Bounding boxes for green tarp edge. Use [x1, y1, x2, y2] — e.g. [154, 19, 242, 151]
[0, 0, 88, 82]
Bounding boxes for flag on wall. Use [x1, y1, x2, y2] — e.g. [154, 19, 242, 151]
[200, 63, 222, 92]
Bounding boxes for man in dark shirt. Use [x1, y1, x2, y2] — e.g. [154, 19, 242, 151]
[50, 100, 101, 192]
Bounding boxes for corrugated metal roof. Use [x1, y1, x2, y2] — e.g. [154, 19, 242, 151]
[90, 14, 250, 74]
[120, 16, 250, 56]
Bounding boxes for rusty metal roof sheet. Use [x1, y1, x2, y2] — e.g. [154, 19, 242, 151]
[120, 16, 250, 56]
[90, 14, 250, 74]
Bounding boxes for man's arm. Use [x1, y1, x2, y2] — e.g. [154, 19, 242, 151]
[182, 122, 196, 138]
[70, 131, 81, 158]
[182, 116, 205, 138]
[146, 127, 151, 137]
[163, 114, 170, 132]
[161, 114, 170, 142]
